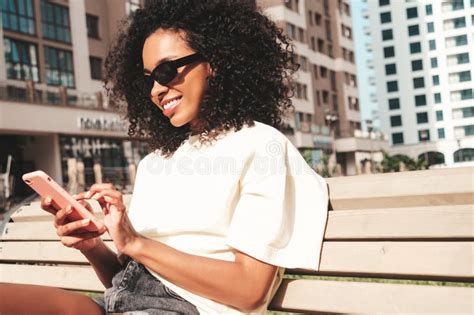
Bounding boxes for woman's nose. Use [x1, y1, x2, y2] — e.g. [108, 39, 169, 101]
[150, 80, 168, 98]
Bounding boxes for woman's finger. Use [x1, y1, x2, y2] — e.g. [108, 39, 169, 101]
[40, 196, 57, 215]
[91, 190, 126, 212]
[57, 218, 93, 237]
[60, 233, 102, 248]
[54, 205, 72, 228]
[91, 189, 123, 202]
[85, 183, 117, 198]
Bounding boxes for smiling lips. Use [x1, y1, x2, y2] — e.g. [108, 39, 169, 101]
[162, 96, 182, 117]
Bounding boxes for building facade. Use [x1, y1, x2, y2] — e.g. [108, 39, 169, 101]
[366, 0, 474, 167]
[257, 0, 386, 175]
[0, 0, 147, 199]
[1, 0, 382, 203]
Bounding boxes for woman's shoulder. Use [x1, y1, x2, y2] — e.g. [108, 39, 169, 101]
[235, 120, 288, 144]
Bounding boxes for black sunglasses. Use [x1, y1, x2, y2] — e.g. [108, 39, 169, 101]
[141, 53, 205, 94]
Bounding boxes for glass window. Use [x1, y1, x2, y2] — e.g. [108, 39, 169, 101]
[413, 77, 425, 88]
[453, 0, 465, 10]
[315, 12, 321, 25]
[432, 75, 440, 86]
[389, 98, 400, 110]
[41, 0, 71, 43]
[445, 34, 468, 47]
[390, 115, 402, 127]
[410, 42, 421, 53]
[453, 148, 474, 162]
[385, 63, 397, 75]
[286, 23, 295, 39]
[442, 0, 464, 12]
[431, 57, 438, 68]
[3, 37, 39, 82]
[86, 14, 99, 39]
[416, 112, 428, 124]
[392, 132, 404, 145]
[415, 94, 427, 106]
[460, 71, 471, 82]
[450, 53, 469, 65]
[411, 60, 423, 71]
[444, 17, 466, 30]
[406, 7, 418, 19]
[461, 107, 474, 118]
[460, 89, 473, 100]
[387, 80, 398, 92]
[427, 22, 434, 33]
[436, 110, 444, 121]
[44, 46, 75, 88]
[380, 12, 391, 24]
[0, 0, 36, 35]
[384, 46, 395, 58]
[429, 39, 436, 50]
[438, 128, 445, 139]
[408, 25, 419, 36]
[379, 0, 390, 6]
[418, 129, 430, 142]
[465, 125, 474, 136]
[382, 29, 393, 41]
[425, 4, 432, 15]
[434, 93, 442, 104]
[89, 56, 102, 80]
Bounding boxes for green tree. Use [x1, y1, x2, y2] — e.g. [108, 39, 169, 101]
[381, 151, 426, 172]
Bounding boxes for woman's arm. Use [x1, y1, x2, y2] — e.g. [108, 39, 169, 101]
[47, 196, 123, 289]
[125, 237, 278, 312]
[80, 239, 123, 288]
[86, 184, 278, 311]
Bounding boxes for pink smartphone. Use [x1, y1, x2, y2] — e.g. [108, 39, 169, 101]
[22, 170, 105, 232]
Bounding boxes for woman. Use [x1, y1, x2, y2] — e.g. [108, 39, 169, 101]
[0, 1, 328, 314]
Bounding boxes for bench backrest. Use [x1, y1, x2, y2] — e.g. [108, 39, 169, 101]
[1, 167, 473, 313]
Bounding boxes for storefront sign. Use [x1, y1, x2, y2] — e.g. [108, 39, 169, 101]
[78, 116, 128, 132]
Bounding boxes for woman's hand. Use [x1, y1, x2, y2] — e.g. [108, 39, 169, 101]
[79, 184, 140, 255]
[41, 197, 103, 251]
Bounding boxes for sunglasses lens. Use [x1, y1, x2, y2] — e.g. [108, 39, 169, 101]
[154, 62, 177, 85]
[143, 76, 155, 95]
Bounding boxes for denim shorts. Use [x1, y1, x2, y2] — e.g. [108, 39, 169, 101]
[94, 259, 199, 314]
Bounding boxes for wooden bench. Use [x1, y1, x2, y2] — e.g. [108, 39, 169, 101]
[1, 167, 473, 313]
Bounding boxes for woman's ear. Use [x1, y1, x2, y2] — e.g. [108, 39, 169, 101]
[206, 63, 216, 79]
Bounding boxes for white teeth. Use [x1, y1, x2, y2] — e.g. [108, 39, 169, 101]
[163, 97, 182, 110]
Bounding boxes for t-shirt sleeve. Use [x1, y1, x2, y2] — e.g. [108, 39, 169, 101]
[225, 133, 328, 270]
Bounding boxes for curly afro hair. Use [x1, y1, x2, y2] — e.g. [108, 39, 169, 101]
[104, 0, 299, 158]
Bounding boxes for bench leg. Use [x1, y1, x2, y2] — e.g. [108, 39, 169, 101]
[0, 283, 104, 315]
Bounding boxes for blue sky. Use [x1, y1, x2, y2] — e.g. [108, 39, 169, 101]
[350, 0, 378, 131]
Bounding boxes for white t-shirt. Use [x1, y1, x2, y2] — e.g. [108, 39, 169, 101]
[127, 121, 329, 314]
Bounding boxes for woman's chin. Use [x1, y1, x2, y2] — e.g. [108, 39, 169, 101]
[169, 115, 188, 128]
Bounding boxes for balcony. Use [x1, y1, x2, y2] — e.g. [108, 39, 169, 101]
[0, 80, 107, 110]
[362, 8, 369, 19]
[365, 42, 373, 53]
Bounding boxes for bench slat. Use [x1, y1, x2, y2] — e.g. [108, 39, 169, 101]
[269, 279, 474, 313]
[0, 241, 116, 264]
[11, 168, 473, 222]
[318, 241, 474, 281]
[327, 167, 474, 210]
[2, 241, 472, 281]
[2, 265, 472, 313]
[2, 222, 112, 240]
[0, 264, 104, 292]
[5, 204, 473, 241]
[326, 204, 474, 239]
